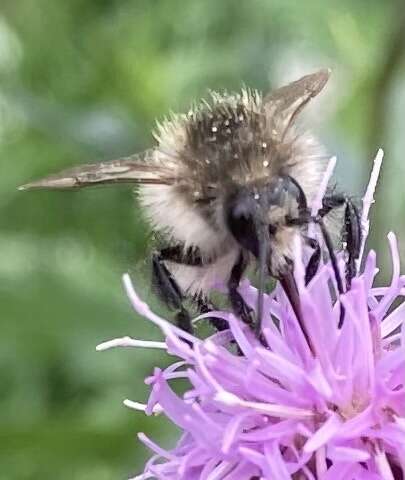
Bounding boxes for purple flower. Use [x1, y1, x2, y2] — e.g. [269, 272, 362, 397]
[98, 150, 405, 479]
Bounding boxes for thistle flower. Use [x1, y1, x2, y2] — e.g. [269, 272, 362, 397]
[98, 149, 405, 479]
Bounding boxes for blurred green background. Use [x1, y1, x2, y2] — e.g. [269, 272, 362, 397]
[1, 0, 405, 478]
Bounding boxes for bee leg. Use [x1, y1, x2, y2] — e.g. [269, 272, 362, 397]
[228, 251, 254, 327]
[304, 237, 321, 285]
[152, 251, 193, 334]
[159, 245, 204, 266]
[153, 246, 225, 333]
[320, 194, 362, 288]
[343, 199, 361, 287]
[319, 192, 346, 217]
[196, 297, 229, 331]
[315, 217, 346, 328]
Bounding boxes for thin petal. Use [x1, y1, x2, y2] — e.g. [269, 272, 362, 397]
[327, 445, 370, 462]
[374, 448, 395, 480]
[381, 300, 405, 338]
[304, 413, 342, 453]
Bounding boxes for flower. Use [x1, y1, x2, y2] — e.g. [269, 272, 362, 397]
[98, 149, 405, 479]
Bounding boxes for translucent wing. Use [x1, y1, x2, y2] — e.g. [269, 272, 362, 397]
[264, 68, 331, 139]
[19, 149, 176, 191]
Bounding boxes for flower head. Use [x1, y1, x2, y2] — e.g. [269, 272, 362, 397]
[98, 150, 405, 479]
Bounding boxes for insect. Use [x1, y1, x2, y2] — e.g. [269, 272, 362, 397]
[20, 69, 361, 337]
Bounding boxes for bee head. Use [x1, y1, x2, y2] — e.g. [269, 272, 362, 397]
[225, 175, 308, 260]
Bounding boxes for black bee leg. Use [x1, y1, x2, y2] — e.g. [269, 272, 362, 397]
[304, 237, 321, 285]
[152, 251, 193, 333]
[319, 193, 346, 217]
[315, 217, 346, 328]
[343, 199, 361, 288]
[158, 244, 206, 266]
[196, 297, 229, 331]
[320, 194, 362, 288]
[228, 251, 254, 327]
[153, 245, 227, 333]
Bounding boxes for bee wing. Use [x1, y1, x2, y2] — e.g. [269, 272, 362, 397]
[264, 68, 331, 138]
[19, 149, 176, 191]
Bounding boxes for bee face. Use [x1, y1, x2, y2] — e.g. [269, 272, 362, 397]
[225, 185, 263, 258]
[224, 175, 309, 275]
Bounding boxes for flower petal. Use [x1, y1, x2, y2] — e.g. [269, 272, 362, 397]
[304, 413, 342, 453]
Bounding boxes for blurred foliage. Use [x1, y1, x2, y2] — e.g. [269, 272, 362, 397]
[1, 0, 405, 478]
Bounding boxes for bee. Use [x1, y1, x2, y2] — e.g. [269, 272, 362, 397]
[19, 70, 361, 337]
